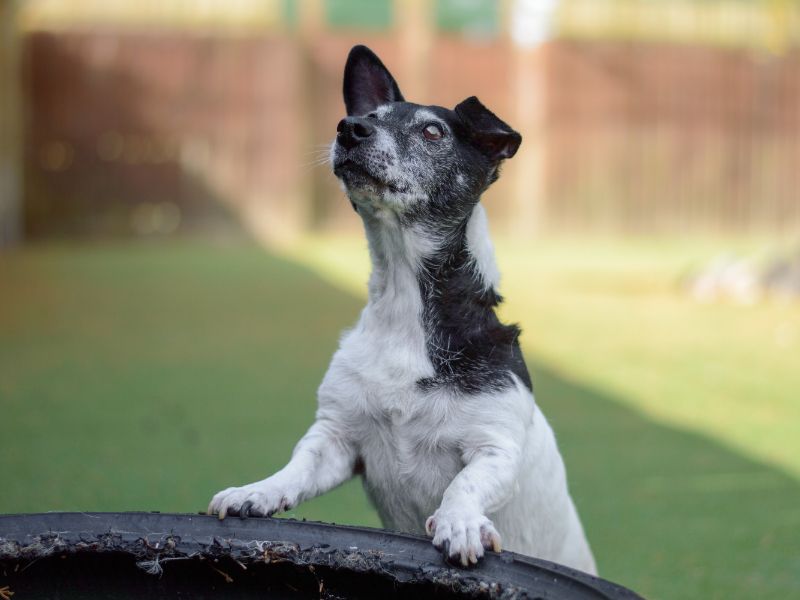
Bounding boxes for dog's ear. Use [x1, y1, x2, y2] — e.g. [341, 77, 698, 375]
[455, 96, 522, 162]
[343, 45, 404, 117]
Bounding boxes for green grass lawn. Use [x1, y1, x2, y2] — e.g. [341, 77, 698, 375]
[2, 237, 799, 599]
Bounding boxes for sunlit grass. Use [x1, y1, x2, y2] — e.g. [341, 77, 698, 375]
[284, 232, 800, 597]
[2, 237, 798, 599]
[285, 234, 800, 480]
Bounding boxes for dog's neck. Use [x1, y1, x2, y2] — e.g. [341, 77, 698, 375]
[356, 200, 531, 394]
[360, 203, 499, 306]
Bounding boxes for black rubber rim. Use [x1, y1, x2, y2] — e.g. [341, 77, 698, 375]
[0, 512, 643, 599]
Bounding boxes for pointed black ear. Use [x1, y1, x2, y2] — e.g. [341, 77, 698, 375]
[343, 45, 404, 117]
[455, 96, 522, 161]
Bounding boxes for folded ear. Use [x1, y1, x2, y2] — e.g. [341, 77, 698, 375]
[455, 96, 522, 161]
[343, 45, 404, 117]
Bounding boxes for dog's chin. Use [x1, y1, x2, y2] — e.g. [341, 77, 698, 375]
[333, 160, 384, 191]
[333, 160, 397, 206]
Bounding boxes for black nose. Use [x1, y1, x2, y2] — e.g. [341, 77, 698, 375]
[337, 117, 375, 150]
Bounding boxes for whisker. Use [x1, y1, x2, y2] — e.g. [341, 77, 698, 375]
[299, 158, 333, 173]
[302, 144, 334, 154]
[302, 151, 332, 160]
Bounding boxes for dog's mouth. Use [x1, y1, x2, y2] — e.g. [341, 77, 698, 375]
[333, 158, 404, 194]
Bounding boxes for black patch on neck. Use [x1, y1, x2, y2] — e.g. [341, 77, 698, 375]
[416, 223, 532, 395]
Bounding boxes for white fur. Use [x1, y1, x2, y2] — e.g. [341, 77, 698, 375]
[466, 204, 501, 289]
[413, 108, 440, 125]
[375, 104, 393, 118]
[208, 201, 596, 576]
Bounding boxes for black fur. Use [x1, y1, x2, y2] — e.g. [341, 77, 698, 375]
[455, 96, 522, 161]
[343, 45, 405, 117]
[416, 222, 532, 395]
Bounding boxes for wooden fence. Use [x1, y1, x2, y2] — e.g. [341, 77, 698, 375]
[20, 27, 800, 239]
[0, 1, 22, 247]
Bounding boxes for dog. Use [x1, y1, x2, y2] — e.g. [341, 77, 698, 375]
[208, 45, 597, 575]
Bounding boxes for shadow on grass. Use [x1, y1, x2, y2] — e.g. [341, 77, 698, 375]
[530, 362, 800, 599]
[1, 241, 798, 600]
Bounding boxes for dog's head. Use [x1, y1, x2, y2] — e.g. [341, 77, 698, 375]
[331, 45, 521, 224]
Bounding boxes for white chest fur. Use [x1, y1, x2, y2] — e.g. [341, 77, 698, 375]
[209, 204, 597, 575]
[316, 210, 452, 530]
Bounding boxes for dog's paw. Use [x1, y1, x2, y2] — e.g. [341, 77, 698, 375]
[207, 479, 296, 520]
[425, 509, 502, 567]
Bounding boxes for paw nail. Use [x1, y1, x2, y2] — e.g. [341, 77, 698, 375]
[425, 517, 435, 535]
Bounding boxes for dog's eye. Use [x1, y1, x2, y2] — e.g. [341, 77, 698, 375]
[422, 123, 444, 141]
[366, 112, 378, 119]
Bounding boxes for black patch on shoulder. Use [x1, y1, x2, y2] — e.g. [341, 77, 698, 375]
[416, 223, 532, 395]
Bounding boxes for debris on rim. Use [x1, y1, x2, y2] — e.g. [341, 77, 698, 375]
[0, 512, 643, 600]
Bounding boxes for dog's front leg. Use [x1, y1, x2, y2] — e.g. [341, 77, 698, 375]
[207, 416, 356, 519]
[426, 411, 526, 566]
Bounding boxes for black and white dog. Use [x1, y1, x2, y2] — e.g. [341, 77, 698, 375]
[209, 45, 596, 574]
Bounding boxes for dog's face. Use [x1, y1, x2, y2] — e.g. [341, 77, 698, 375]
[331, 46, 521, 225]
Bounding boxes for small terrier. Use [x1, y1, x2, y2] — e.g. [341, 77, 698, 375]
[208, 45, 597, 574]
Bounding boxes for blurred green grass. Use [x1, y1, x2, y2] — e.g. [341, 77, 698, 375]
[2, 237, 799, 599]
[0, 240, 380, 526]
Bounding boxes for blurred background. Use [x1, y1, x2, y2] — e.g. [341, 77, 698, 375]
[1, 1, 799, 598]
